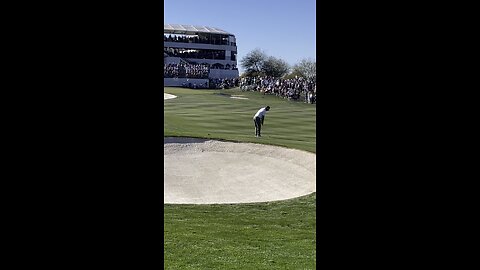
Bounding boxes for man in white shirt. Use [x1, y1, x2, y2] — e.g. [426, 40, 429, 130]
[253, 106, 270, 137]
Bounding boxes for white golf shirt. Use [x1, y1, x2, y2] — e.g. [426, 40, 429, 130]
[253, 107, 267, 119]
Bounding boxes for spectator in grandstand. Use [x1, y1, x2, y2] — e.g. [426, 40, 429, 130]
[253, 106, 270, 137]
[164, 63, 210, 79]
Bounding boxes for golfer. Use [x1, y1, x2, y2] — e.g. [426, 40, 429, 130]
[253, 106, 270, 137]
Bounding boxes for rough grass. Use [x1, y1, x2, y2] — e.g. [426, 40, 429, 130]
[164, 87, 316, 269]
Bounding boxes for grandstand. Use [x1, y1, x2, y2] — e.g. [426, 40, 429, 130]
[164, 24, 239, 87]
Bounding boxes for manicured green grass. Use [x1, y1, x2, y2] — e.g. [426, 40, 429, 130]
[164, 87, 316, 269]
[164, 87, 316, 153]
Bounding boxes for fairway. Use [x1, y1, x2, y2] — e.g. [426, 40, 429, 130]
[164, 87, 316, 153]
[164, 87, 316, 269]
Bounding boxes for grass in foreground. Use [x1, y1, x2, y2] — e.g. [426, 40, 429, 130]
[164, 87, 316, 269]
[164, 194, 316, 270]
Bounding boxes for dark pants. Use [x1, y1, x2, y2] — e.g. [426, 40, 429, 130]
[254, 117, 262, 136]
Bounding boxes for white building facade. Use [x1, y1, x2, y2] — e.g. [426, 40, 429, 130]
[164, 24, 239, 80]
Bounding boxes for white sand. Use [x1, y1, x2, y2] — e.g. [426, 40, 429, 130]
[164, 93, 177, 100]
[164, 137, 316, 204]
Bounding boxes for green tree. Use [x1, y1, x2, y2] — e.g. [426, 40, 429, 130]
[292, 58, 316, 79]
[263, 56, 290, 78]
[240, 48, 267, 76]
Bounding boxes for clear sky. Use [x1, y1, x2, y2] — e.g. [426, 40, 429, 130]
[164, 0, 316, 74]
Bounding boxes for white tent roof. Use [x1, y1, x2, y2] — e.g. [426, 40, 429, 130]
[164, 24, 232, 35]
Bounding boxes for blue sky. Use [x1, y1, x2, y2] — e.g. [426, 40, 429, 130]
[164, 0, 316, 74]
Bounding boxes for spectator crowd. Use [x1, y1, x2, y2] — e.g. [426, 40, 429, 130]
[209, 78, 239, 89]
[164, 34, 235, 46]
[164, 62, 240, 89]
[164, 63, 210, 79]
[163, 64, 316, 103]
[240, 76, 316, 104]
[164, 48, 226, 60]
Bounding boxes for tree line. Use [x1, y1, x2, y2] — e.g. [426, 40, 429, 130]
[240, 48, 316, 80]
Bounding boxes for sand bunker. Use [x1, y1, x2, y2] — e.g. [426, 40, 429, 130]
[230, 95, 249, 100]
[164, 137, 316, 204]
[164, 93, 177, 100]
